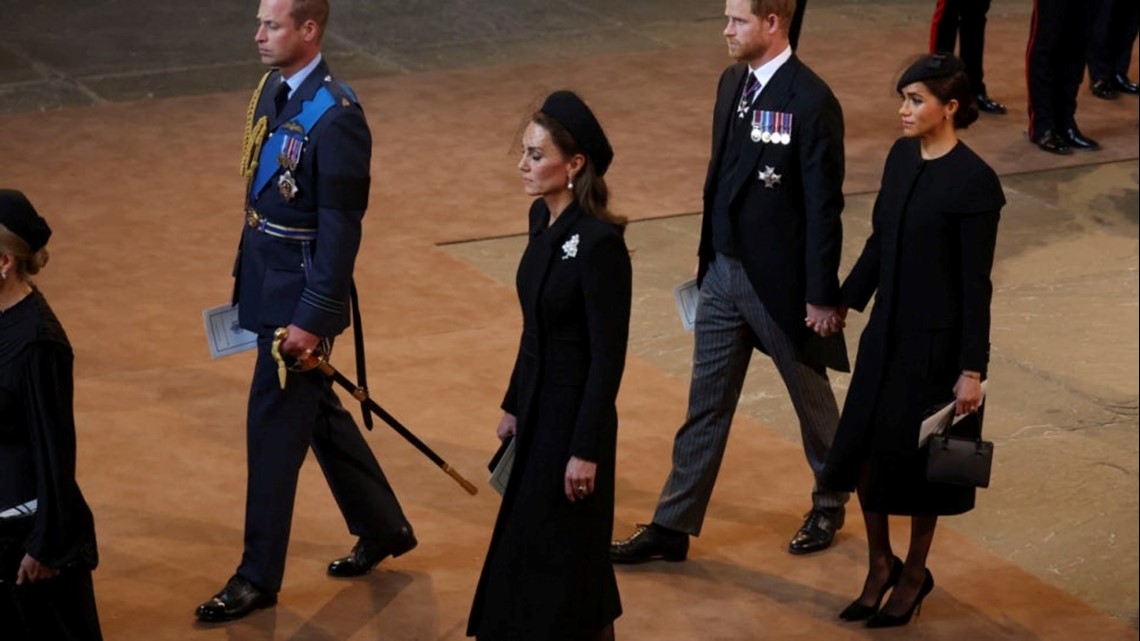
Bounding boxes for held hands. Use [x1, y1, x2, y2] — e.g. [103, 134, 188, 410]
[564, 456, 597, 503]
[496, 413, 517, 441]
[17, 554, 59, 585]
[805, 304, 847, 337]
[953, 371, 984, 416]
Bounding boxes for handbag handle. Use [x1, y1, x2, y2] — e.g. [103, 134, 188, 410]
[935, 433, 989, 456]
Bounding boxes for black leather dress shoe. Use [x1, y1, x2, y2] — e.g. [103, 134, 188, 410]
[1031, 129, 1072, 155]
[327, 526, 417, 577]
[609, 523, 689, 564]
[975, 93, 1007, 115]
[1063, 126, 1100, 151]
[788, 508, 844, 555]
[1091, 79, 1120, 100]
[1112, 73, 1139, 95]
[195, 575, 276, 622]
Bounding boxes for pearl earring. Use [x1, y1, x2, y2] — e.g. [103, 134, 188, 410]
[567, 176, 574, 190]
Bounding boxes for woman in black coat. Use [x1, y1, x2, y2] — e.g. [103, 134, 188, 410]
[468, 92, 631, 641]
[818, 55, 1004, 628]
[0, 190, 102, 640]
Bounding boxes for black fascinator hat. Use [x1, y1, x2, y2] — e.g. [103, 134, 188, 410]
[0, 189, 52, 251]
[897, 53, 966, 93]
[540, 90, 614, 177]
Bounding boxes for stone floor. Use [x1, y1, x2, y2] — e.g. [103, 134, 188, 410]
[0, 0, 1136, 639]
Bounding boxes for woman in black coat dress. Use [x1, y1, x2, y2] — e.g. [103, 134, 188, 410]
[818, 55, 1004, 628]
[0, 190, 103, 640]
[468, 92, 631, 641]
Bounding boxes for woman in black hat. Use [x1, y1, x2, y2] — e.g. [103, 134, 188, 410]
[0, 189, 103, 640]
[819, 55, 1004, 628]
[468, 91, 629, 641]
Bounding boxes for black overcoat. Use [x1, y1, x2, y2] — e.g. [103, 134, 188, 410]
[821, 138, 1003, 515]
[0, 290, 98, 572]
[468, 200, 630, 640]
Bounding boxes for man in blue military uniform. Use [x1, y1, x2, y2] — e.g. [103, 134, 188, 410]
[196, 0, 415, 623]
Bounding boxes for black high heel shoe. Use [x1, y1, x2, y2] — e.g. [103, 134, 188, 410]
[838, 556, 903, 621]
[866, 569, 934, 628]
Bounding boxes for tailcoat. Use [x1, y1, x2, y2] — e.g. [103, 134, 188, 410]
[699, 56, 849, 372]
[822, 138, 1003, 515]
[469, 199, 630, 641]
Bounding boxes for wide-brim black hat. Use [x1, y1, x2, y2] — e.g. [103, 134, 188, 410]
[0, 189, 52, 252]
[540, 90, 614, 177]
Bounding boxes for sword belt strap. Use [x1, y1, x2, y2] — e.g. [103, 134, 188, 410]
[350, 280, 372, 429]
[246, 208, 318, 242]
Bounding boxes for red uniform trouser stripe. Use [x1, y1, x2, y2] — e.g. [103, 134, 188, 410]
[930, 0, 950, 53]
[1025, 0, 1041, 137]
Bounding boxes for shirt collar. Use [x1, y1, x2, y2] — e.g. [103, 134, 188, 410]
[749, 45, 792, 91]
[281, 53, 323, 97]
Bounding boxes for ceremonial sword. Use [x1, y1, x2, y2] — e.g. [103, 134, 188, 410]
[272, 327, 478, 495]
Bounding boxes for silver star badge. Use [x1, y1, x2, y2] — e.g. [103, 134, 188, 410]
[758, 165, 781, 189]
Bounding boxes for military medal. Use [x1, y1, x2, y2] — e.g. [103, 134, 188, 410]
[278, 170, 298, 201]
[758, 165, 782, 189]
[777, 112, 794, 145]
[737, 97, 750, 119]
[278, 132, 303, 171]
[752, 110, 773, 143]
[275, 131, 304, 202]
[750, 111, 763, 143]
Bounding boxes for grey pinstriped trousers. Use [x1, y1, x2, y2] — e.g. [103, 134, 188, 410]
[653, 254, 849, 535]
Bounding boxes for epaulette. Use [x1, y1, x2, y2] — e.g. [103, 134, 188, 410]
[321, 74, 360, 107]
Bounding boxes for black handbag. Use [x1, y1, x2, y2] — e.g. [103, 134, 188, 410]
[926, 433, 994, 488]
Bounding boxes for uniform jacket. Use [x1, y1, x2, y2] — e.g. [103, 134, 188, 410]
[698, 56, 849, 371]
[233, 59, 371, 338]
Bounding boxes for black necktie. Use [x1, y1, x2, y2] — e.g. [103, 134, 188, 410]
[274, 81, 290, 116]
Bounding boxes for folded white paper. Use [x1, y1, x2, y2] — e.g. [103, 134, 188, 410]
[202, 303, 257, 359]
[489, 438, 516, 496]
[674, 279, 699, 332]
[918, 380, 988, 447]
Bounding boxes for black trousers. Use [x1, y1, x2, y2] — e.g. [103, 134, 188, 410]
[930, 0, 993, 95]
[1, 519, 102, 641]
[1088, 0, 1138, 82]
[236, 336, 410, 593]
[1026, 0, 1094, 138]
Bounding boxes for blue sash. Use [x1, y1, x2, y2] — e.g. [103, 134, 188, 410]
[250, 86, 337, 200]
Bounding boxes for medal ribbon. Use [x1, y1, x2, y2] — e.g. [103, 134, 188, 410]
[251, 85, 338, 201]
[737, 73, 761, 118]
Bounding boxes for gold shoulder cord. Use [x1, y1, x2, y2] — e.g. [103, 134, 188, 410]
[240, 71, 273, 192]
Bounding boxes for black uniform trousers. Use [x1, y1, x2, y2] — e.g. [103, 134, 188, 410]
[930, 0, 993, 96]
[237, 336, 409, 593]
[1089, 0, 1138, 82]
[1026, 0, 1094, 138]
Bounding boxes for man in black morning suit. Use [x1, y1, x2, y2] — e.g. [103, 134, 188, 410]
[612, 0, 850, 563]
[195, 0, 414, 623]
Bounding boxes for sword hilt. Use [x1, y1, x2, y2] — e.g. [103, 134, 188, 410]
[271, 327, 289, 389]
